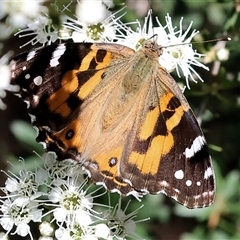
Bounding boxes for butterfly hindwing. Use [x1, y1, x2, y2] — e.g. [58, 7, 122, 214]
[107, 65, 215, 207]
[10, 41, 215, 208]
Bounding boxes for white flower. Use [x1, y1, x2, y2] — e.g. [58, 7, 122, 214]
[64, 1, 118, 42]
[42, 152, 85, 182]
[105, 199, 143, 240]
[75, 0, 113, 25]
[0, 51, 19, 110]
[47, 177, 94, 226]
[55, 227, 71, 240]
[42, 152, 73, 179]
[0, 199, 42, 239]
[0, 0, 48, 29]
[120, 10, 209, 89]
[3, 168, 44, 206]
[0, 65, 11, 90]
[94, 223, 111, 239]
[39, 221, 54, 237]
[0, 63, 10, 110]
[16, 15, 59, 48]
[117, 10, 161, 49]
[0, 157, 43, 239]
[55, 223, 98, 240]
[42, 152, 58, 167]
[159, 14, 209, 89]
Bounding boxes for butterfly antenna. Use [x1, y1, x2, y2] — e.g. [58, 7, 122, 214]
[151, 9, 155, 39]
[146, 9, 159, 43]
[161, 37, 231, 49]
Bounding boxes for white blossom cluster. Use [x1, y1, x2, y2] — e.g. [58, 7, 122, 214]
[0, 152, 141, 240]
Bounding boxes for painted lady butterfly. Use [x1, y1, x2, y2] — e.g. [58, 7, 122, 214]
[10, 40, 215, 208]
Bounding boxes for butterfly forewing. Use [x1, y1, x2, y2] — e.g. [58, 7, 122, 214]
[10, 41, 215, 208]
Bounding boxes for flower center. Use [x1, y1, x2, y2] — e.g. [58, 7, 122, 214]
[63, 192, 82, 211]
[108, 218, 124, 237]
[10, 205, 30, 224]
[87, 23, 105, 40]
[171, 48, 183, 59]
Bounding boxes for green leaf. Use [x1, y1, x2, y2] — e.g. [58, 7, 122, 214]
[10, 120, 43, 153]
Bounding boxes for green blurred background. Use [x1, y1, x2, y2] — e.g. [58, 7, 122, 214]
[0, 0, 240, 239]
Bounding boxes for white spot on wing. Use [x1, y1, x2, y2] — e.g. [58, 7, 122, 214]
[126, 190, 144, 200]
[159, 189, 166, 195]
[33, 125, 39, 134]
[23, 100, 30, 108]
[25, 74, 30, 79]
[186, 180, 192, 186]
[33, 76, 43, 86]
[174, 169, 184, 180]
[29, 113, 36, 122]
[194, 195, 201, 200]
[171, 195, 178, 202]
[33, 95, 39, 104]
[23, 66, 27, 70]
[42, 126, 51, 132]
[185, 136, 205, 158]
[139, 188, 149, 194]
[50, 44, 66, 67]
[196, 181, 201, 186]
[174, 188, 180, 193]
[202, 192, 209, 198]
[122, 178, 133, 187]
[92, 177, 143, 201]
[160, 180, 169, 187]
[27, 50, 36, 61]
[83, 168, 92, 178]
[39, 141, 47, 149]
[208, 190, 215, 198]
[204, 167, 213, 179]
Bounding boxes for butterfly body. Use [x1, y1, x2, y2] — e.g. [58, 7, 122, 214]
[10, 40, 215, 208]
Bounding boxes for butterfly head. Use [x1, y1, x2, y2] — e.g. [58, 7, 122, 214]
[143, 39, 163, 57]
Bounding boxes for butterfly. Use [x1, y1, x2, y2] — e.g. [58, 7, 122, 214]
[10, 39, 215, 208]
